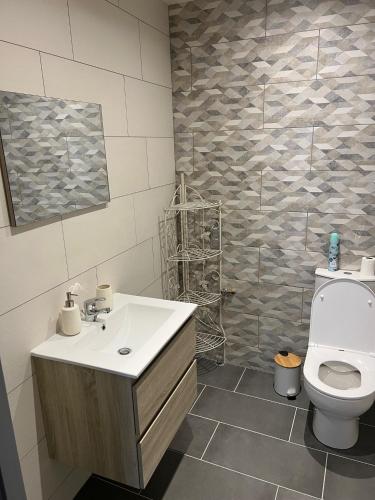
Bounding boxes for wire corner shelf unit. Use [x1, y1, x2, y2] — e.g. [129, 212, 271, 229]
[163, 174, 226, 358]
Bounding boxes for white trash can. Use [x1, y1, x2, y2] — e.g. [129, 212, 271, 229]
[274, 351, 301, 399]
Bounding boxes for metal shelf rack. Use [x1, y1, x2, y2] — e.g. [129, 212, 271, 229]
[163, 174, 226, 358]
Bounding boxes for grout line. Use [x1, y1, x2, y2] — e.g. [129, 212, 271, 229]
[138, 20, 144, 80]
[200, 421, 220, 459]
[274, 485, 280, 500]
[66, 0, 75, 60]
[122, 77, 130, 135]
[233, 367, 246, 392]
[321, 453, 328, 499]
[189, 384, 207, 412]
[60, 220, 70, 279]
[38, 52, 46, 96]
[288, 407, 298, 441]
[198, 380, 305, 409]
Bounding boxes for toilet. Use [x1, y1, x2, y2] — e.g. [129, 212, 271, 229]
[304, 268, 375, 449]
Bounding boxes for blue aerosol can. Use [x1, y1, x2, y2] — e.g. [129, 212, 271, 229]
[328, 232, 340, 271]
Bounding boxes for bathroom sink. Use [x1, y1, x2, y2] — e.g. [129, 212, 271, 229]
[31, 293, 196, 378]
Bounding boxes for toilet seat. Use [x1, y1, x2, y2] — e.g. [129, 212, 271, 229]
[304, 347, 375, 401]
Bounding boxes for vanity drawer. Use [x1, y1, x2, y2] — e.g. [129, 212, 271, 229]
[133, 317, 195, 436]
[138, 360, 197, 487]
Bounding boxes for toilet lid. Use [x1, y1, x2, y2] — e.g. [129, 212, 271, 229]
[310, 278, 375, 355]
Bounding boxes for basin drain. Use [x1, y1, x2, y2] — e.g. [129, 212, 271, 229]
[118, 347, 131, 355]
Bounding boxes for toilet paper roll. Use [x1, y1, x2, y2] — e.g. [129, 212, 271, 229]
[96, 284, 113, 311]
[360, 256, 375, 278]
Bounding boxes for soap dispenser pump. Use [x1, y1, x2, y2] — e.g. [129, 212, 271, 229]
[61, 291, 81, 336]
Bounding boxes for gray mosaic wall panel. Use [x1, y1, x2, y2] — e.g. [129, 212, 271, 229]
[169, 0, 375, 372]
[0, 91, 109, 226]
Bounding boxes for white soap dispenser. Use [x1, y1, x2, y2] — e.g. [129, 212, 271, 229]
[61, 290, 81, 336]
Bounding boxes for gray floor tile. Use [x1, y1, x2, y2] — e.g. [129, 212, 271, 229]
[192, 385, 295, 440]
[236, 368, 311, 409]
[169, 414, 218, 458]
[324, 455, 375, 500]
[290, 409, 375, 466]
[277, 487, 319, 500]
[143, 450, 276, 500]
[197, 360, 244, 391]
[204, 424, 326, 498]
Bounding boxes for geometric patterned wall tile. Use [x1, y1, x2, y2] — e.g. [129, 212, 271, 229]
[174, 132, 194, 173]
[223, 310, 259, 349]
[173, 86, 264, 132]
[1, 91, 102, 139]
[192, 30, 319, 89]
[222, 244, 259, 282]
[260, 248, 326, 288]
[0, 91, 108, 226]
[67, 136, 109, 210]
[302, 288, 314, 321]
[264, 76, 375, 128]
[312, 125, 375, 171]
[261, 170, 375, 215]
[318, 23, 375, 79]
[225, 343, 265, 370]
[169, 0, 266, 47]
[222, 209, 307, 250]
[259, 316, 309, 357]
[172, 47, 192, 92]
[266, 0, 375, 36]
[306, 212, 375, 260]
[194, 128, 313, 171]
[187, 168, 261, 210]
[223, 279, 304, 321]
[3, 136, 70, 204]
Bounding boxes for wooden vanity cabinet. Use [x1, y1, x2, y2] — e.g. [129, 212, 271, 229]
[33, 317, 197, 489]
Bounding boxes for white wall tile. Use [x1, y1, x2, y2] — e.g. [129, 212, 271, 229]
[0, 0, 72, 58]
[146, 137, 175, 188]
[119, 0, 169, 35]
[20, 439, 71, 500]
[140, 277, 163, 299]
[0, 269, 97, 393]
[0, 178, 9, 229]
[97, 238, 155, 294]
[105, 137, 149, 197]
[49, 468, 91, 500]
[133, 184, 175, 243]
[62, 196, 136, 277]
[0, 222, 68, 315]
[41, 54, 128, 136]
[125, 78, 173, 137]
[152, 234, 163, 278]
[8, 377, 44, 460]
[140, 23, 172, 87]
[0, 41, 44, 95]
[69, 0, 142, 78]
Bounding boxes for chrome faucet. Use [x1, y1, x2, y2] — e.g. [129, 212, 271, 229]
[83, 297, 110, 322]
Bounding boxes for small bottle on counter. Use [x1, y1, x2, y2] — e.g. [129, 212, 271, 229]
[61, 291, 81, 336]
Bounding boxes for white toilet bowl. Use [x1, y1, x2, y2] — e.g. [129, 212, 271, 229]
[304, 274, 375, 449]
[304, 347, 375, 448]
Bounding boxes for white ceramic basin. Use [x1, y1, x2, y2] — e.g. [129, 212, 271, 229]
[31, 293, 196, 378]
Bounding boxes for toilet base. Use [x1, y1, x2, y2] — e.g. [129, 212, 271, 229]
[313, 409, 359, 449]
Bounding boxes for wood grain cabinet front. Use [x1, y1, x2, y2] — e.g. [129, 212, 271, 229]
[33, 317, 196, 489]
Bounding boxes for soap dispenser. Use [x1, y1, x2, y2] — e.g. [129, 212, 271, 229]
[61, 291, 81, 336]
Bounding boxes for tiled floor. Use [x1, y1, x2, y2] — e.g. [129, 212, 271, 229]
[76, 362, 375, 500]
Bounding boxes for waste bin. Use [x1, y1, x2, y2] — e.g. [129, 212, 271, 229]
[274, 351, 301, 399]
